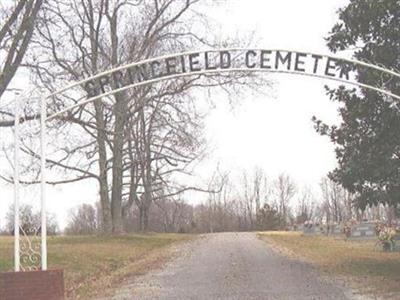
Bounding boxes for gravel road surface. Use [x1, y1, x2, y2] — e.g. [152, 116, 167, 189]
[109, 232, 359, 300]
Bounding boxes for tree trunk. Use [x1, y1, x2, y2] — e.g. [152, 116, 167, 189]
[139, 207, 144, 231]
[108, 9, 126, 234]
[143, 207, 149, 231]
[111, 94, 126, 234]
[94, 101, 112, 233]
[139, 206, 150, 231]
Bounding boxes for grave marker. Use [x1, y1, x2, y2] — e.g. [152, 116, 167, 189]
[349, 222, 376, 239]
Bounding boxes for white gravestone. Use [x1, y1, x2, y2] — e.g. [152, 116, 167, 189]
[329, 224, 342, 236]
[350, 222, 376, 239]
[303, 226, 322, 235]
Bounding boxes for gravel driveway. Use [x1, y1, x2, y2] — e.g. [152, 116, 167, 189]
[108, 232, 360, 300]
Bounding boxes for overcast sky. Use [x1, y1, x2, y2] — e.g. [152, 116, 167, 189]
[0, 0, 351, 229]
[193, 0, 349, 196]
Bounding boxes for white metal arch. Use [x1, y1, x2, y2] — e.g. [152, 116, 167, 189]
[45, 48, 400, 121]
[14, 48, 400, 271]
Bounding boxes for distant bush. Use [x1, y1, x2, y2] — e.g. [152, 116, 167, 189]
[65, 203, 98, 235]
[256, 203, 286, 231]
[5, 203, 58, 235]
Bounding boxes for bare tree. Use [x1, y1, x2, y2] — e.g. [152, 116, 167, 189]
[195, 167, 272, 232]
[5, 203, 58, 235]
[152, 197, 194, 233]
[24, 0, 214, 233]
[240, 167, 270, 230]
[65, 203, 98, 235]
[0, 0, 42, 100]
[295, 187, 315, 224]
[241, 171, 253, 229]
[320, 177, 347, 224]
[273, 173, 296, 225]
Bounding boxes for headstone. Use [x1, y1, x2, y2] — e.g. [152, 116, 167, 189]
[349, 222, 376, 239]
[303, 226, 316, 235]
[394, 234, 400, 251]
[329, 224, 342, 236]
[303, 226, 322, 235]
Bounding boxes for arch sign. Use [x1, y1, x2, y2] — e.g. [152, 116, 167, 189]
[13, 48, 400, 271]
[85, 49, 353, 97]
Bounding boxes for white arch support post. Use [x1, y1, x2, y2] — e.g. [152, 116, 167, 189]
[40, 96, 47, 270]
[14, 92, 21, 272]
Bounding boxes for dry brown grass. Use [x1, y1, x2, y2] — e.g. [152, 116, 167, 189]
[259, 231, 400, 298]
[0, 236, 13, 271]
[0, 233, 192, 299]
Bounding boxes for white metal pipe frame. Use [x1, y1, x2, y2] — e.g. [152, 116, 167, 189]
[13, 48, 400, 271]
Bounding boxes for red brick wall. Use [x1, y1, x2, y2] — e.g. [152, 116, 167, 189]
[0, 270, 64, 300]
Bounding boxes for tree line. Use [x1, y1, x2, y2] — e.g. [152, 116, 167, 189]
[2, 170, 398, 235]
[63, 170, 400, 234]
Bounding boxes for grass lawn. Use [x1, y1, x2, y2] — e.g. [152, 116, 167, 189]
[0, 233, 191, 299]
[259, 231, 400, 298]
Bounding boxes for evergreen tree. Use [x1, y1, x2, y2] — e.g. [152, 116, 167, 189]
[313, 0, 400, 209]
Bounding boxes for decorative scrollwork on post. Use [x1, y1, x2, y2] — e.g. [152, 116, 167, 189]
[19, 227, 41, 271]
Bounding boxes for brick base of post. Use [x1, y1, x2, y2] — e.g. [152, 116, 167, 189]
[0, 270, 64, 300]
